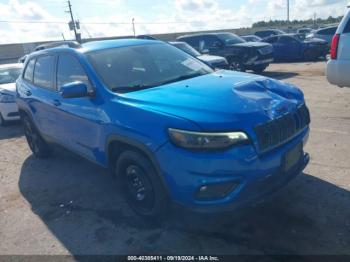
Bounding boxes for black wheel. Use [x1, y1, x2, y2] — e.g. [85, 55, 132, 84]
[228, 58, 245, 72]
[0, 113, 7, 126]
[252, 65, 267, 74]
[115, 150, 168, 221]
[22, 116, 52, 158]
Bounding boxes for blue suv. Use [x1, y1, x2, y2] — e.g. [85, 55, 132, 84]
[16, 39, 310, 219]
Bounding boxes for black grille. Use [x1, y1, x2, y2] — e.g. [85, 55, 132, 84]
[254, 104, 310, 151]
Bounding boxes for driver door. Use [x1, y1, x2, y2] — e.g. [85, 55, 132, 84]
[278, 36, 301, 60]
[54, 53, 101, 161]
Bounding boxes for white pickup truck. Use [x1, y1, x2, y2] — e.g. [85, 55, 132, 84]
[326, 3, 350, 87]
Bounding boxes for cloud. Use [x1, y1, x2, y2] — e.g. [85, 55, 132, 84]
[0, 0, 70, 44]
[0, 0, 348, 44]
[174, 0, 218, 12]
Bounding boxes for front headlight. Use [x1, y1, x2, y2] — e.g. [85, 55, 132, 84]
[0, 92, 15, 103]
[168, 128, 249, 150]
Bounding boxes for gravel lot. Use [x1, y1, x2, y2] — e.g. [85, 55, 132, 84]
[0, 61, 349, 256]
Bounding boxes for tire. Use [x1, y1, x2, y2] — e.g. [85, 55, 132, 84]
[22, 116, 52, 158]
[228, 58, 245, 72]
[0, 113, 7, 126]
[252, 65, 267, 74]
[115, 150, 168, 221]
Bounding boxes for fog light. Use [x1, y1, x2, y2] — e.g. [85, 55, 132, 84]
[195, 182, 238, 200]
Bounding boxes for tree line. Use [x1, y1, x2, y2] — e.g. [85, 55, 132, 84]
[252, 16, 343, 28]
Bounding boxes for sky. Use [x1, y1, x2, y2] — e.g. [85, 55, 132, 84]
[0, 0, 348, 44]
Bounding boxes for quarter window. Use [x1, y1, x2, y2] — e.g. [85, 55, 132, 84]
[33, 55, 55, 90]
[57, 54, 91, 91]
[24, 59, 35, 82]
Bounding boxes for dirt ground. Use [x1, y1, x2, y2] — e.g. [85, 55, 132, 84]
[0, 61, 349, 256]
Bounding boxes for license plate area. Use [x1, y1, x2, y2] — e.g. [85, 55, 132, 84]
[283, 143, 303, 173]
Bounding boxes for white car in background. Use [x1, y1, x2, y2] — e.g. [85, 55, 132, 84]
[0, 63, 23, 125]
[326, 3, 350, 88]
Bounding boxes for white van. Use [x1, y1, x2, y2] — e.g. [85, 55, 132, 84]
[326, 3, 350, 87]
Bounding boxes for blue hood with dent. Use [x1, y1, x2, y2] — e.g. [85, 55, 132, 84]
[120, 70, 305, 131]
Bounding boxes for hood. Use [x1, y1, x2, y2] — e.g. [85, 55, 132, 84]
[120, 70, 305, 131]
[197, 54, 227, 64]
[230, 42, 270, 48]
[0, 83, 16, 94]
[303, 37, 327, 44]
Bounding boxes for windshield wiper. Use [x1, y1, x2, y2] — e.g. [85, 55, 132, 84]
[154, 72, 205, 87]
[111, 72, 206, 92]
[111, 84, 153, 93]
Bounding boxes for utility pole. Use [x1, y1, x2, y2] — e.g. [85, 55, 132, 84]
[313, 12, 317, 29]
[66, 0, 80, 42]
[287, 0, 290, 22]
[132, 18, 136, 36]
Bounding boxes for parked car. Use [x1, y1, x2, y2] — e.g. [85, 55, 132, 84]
[306, 26, 338, 47]
[16, 39, 310, 219]
[241, 35, 262, 42]
[0, 63, 22, 125]
[177, 32, 274, 73]
[18, 55, 28, 63]
[170, 41, 228, 69]
[254, 29, 285, 39]
[327, 3, 350, 87]
[264, 34, 328, 61]
[297, 28, 313, 36]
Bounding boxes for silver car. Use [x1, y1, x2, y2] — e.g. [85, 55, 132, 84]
[327, 3, 350, 88]
[0, 63, 23, 125]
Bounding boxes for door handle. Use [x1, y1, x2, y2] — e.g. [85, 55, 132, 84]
[24, 90, 32, 96]
[53, 99, 61, 106]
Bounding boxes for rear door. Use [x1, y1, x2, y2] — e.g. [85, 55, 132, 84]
[31, 54, 59, 138]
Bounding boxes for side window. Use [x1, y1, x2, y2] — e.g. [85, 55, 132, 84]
[319, 27, 337, 35]
[182, 37, 200, 50]
[279, 36, 292, 44]
[34, 55, 55, 90]
[57, 54, 91, 91]
[266, 36, 278, 44]
[23, 59, 35, 82]
[198, 36, 218, 50]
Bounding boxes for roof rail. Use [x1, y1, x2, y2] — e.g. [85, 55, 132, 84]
[35, 41, 81, 51]
[136, 35, 158, 40]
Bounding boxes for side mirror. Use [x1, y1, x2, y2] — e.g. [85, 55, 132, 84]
[60, 82, 89, 98]
[201, 49, 210, 54]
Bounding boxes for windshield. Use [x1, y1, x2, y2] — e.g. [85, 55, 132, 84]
[292, 34, 305, 41]
[216, 33, 246, 45]
[0, 67, 22, 85]
[87, 43, 213, 93]
[172, 42, 201, 57]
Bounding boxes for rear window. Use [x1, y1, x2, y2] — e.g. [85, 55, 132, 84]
[344, 15, 350, 33]
[33, 55, 55, 90]
[318, 27, 337, 35]
[24, 59, 35, 82]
